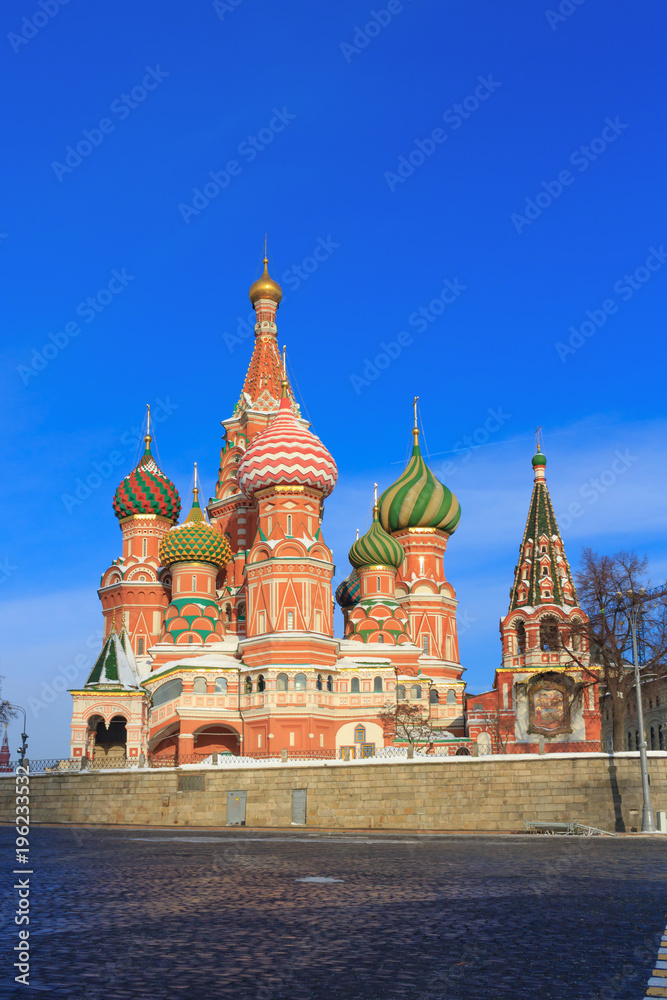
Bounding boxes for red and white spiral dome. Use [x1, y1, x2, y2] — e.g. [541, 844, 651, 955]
[237, 395, 338, 501]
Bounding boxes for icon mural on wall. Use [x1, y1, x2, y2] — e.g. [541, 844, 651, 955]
[528, 680, 570, 735]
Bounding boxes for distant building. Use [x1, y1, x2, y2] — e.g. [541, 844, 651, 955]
[465, 449, 601, 753]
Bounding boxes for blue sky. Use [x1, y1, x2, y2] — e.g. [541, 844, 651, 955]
[1, 0, 666, 757]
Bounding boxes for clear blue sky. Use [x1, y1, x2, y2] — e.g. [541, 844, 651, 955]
[2, 0, 666, 757]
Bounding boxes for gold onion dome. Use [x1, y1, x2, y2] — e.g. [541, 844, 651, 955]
[379, 425, 460, 535]
[349, 504, 404, 570]
[159, 472, 232, 568]
[249, 257, 283, 306]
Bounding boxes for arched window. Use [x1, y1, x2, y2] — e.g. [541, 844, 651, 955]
[286, 514, 293, 536]
[237, 602, 246, 623]
[142, 537, 147, 557]
[378, 635, 385, 644]
[286, 611, 294, 630]
[294, 673, 306, 691]
[422, 635, 430, 655]
[188, 636, 193, 644]
[192, 574, 197, 591]
[152, 678, 183, 706]
[276, 673, 288, 692]
[224, 604, 232, 625]
[244, 677, 253, 694]
[214, 677, 227, 693]
[396, 684, 406, 700]
[326, 675, 333, 692]
[354, 725, 366, 743]
[316, 674, 323, 691]
[540, 616, 559, 651]
[515, 621, 526, 655]
[193, 677, 207, 694]
[373, 676, 383, 693]
[350, 677, 360, 694]
[257, 674, 265, 693]
[411, 685, 422, 700]
[137, 638, 144, 656]
[650, 726, 656, 750]
[429, 688, 439, 704]
[447, 689, 456, 705]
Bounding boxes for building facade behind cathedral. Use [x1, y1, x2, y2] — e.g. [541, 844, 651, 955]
[68, 261, 601, 761]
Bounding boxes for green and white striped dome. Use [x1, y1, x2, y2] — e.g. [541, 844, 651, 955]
[349, 507, 404, 569]
[379, 430, 460, 535]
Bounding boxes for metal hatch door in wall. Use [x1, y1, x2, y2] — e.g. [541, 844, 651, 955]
[292, 788, 307, 825]
[226, 790, 247, 826]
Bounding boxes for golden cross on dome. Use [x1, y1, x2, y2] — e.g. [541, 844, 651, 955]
[535, 426, 542, 453]
[413, 396, 419, 440]
[193, 462, 199, 499]
[145, 403, 152, 446]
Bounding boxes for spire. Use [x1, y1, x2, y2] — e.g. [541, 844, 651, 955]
[145, 403, 151, 449]
[186, 463, 205, 524]
[508, 446, 578, 611]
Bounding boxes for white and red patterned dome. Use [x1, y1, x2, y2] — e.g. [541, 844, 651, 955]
[238, 395, 338, 501]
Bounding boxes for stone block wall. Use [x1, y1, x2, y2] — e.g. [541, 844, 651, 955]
[1, 754, 666, 833]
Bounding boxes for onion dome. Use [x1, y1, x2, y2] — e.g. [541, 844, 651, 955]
[532, 452, 547, 467]
[159, 468, 232, 567]
[349, 505, 404, 569]
[249, 256, 282, 306]
[379, 426, 460, 535]
[238, 388, 337, 501]
[335, 569, 361, 608]
[113, 424, 180, 523]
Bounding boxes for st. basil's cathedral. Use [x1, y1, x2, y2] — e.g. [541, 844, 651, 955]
[68, 259, 602, 762]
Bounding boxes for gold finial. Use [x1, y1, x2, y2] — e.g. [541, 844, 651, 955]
[356, 528, 359, 541]
[281, 344, 288, 397]
[264, 233, 268, 259]
[413, 396, 419, 440]
[145, 403, 152, 447]
[536, 426, 542, 453]
[122, 609, 128, 632]
[111, 608, 117, 633]
[193, 461, 199, 500]
[374, 482, 378, 503]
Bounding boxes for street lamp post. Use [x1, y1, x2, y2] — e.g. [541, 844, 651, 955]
[9, 705, 28, 767]
[616, 588, 656, 834]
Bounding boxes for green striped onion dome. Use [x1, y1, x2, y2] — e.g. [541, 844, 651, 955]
[335, 569, 361, 608]
[349, 507, 404, 569]
[159, 494, 232, 567]
[113, 441, 181, 523]
[379, 432, 460, 534]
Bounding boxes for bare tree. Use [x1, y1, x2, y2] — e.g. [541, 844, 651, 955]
[378, 700, 434, 748]
[477, 707, 514, 754]
[564, 549, 667, 752]
[0, 677, 17, 727]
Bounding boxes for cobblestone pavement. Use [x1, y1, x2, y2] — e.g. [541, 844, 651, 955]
[1, 827, 666, 999]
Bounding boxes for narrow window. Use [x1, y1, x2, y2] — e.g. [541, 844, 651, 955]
[350, 677, 360, 694]
[377, 576, 381, 592]
[142, 537, 147, 557]
[267, 516, 272, 535]
[396, 685, 406, 700]
[447, 689, 456, 705]
[411, 685, 422, 700]
[286, 514, 292, 536]
[430, 688, 439, 704]
[319, 733, 324, 748]
[373, 676, 383, 692]
[422, 635, 430, 655]
[192, 574, 197, 591]
[354, 725, 366, 743]
[276, 673, 288, 691]
[286, 611, 294, 630]
[137, 638, 144, 656]
[193, 677, 206, 694]
[316, 674, 323, 691]
[257, 674, 265, 692]
[289, 731, 295, 747]
[245, 677, 252, 694]
[378, 634, 385, 644]
[327, 675, 333, 692]
[187, 635, 193, 643]
[650, 726, 656, 750]
[419, 556, 425, 576]
[257, 733, 262, 748]
[214, 677, 227, 693]
[258, 611, 266, 633]
[294, 673, 306, 691]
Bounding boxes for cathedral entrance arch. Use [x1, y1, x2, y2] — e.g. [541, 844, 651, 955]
[92, 714, 128, 761]
[194, 724, 240, 756]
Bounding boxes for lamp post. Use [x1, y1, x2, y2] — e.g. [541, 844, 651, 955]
[615, 588, 656, 833]
[9, 705, 28, 767]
